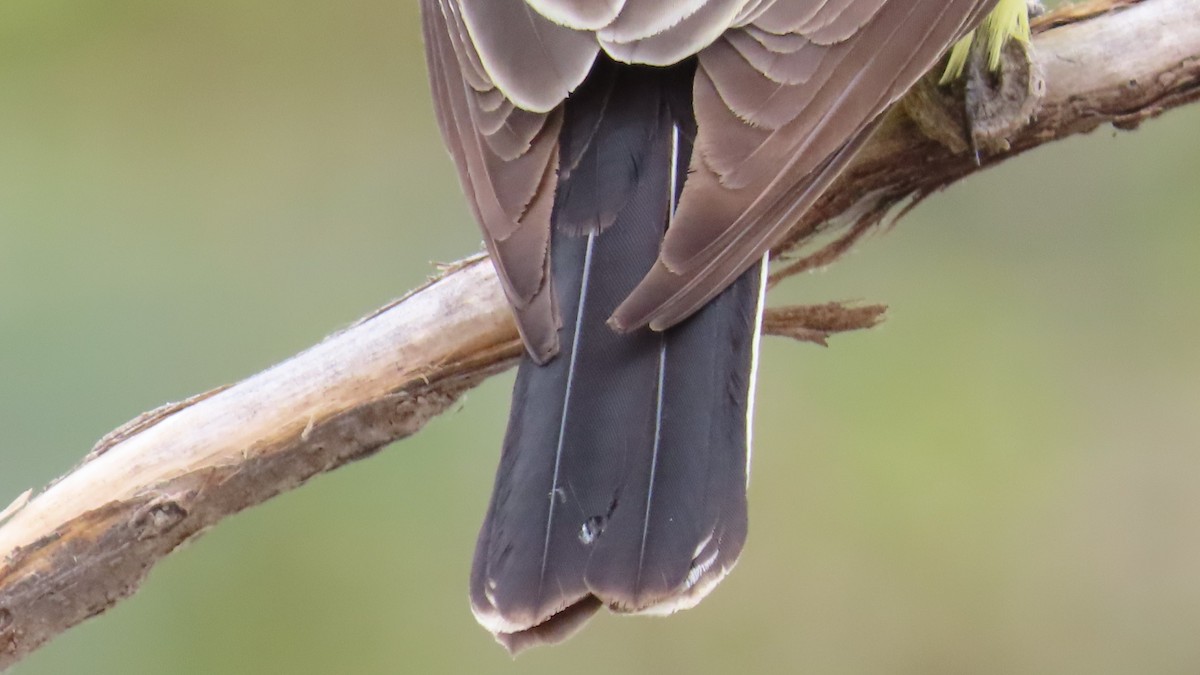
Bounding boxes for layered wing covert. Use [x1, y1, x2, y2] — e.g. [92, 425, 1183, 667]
[425, 0, 997, 340]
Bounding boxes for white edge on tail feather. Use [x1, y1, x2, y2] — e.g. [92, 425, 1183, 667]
[472, 602, 537, 636]
[745, 252, 769, 487]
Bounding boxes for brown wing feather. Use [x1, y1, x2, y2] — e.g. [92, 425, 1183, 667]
[599, 0, 746, 66]
[609, 0, 997, 331]
[525, 0, 625, 31]
[458, 0, 599, 113]
[423, 0, 570, 361]
[597, 0, 711, 44]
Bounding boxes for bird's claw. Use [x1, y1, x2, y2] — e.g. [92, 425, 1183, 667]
[963, 31, 1045, 156]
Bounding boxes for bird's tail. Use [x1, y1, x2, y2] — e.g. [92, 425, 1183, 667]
[469, 58, 766, 654]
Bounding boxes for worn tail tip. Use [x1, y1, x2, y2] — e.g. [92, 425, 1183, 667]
[480, 596, 603, 656]
[474, 556, 739, 654]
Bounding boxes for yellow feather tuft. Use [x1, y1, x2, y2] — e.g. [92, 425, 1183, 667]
[940, 0, 1032, 84]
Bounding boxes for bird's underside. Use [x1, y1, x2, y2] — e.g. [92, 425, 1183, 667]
[422, 0, 1000, 653]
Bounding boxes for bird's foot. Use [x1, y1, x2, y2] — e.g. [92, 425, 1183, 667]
[962, 29, 1044, 156]
[905, 0, 1044, 160]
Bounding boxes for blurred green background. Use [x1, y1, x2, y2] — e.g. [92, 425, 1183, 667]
[2, 1, 1199, 673]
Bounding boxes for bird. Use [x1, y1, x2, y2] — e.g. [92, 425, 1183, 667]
[421, 0, 1029, 653]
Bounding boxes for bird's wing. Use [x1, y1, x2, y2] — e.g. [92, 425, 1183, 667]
[609, 0, 997, 330]
[421, 0, 588, 361]
[423, 0, 998, 343]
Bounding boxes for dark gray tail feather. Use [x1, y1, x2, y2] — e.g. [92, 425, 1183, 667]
[469, 58, 765, 653]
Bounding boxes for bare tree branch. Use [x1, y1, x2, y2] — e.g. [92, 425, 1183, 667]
[2, 0, 1198, 668]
